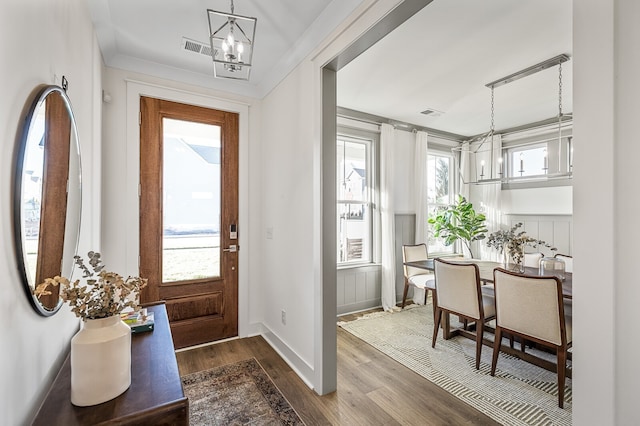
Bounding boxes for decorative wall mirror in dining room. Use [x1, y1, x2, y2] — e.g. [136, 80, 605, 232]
[13, 82, 82, 316]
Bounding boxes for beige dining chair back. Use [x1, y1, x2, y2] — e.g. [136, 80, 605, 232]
[401, 244, 435, 308]
[490, 268, 572, 408]
[523, 252, 543, 268]
[554, 253, 573, 273]
[432, 258, 496, 369]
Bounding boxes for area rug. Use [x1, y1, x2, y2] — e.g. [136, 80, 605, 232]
[338, 303, 572, 426]
[181, 358, 305, 425]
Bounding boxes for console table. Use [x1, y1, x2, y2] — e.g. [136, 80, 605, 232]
[32, 303, 188, 425]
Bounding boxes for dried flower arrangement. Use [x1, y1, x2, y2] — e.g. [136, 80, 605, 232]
[485, 222, 556, 265]
[34, 251, 147, 320]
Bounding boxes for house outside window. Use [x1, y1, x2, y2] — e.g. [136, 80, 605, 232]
[427, 152, 455, 255]
[337, 134, 375, 265]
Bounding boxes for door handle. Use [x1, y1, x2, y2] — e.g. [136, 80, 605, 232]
[223, 245, 239, 252]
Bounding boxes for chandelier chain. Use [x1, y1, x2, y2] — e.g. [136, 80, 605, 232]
[490, 85, 495, 135]
[557, 62, 563, 147]
[558, 62, 563, 117]
[230, 0, 235, 14]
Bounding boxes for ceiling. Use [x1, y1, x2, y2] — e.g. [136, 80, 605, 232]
[87, 0, 572, 138]
[87, 0, 364, 98]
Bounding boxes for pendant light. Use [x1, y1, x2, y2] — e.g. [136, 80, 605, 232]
[207, 0, 257, 80]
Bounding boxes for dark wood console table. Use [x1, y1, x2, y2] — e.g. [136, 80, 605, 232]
[32, 303, 188, 425]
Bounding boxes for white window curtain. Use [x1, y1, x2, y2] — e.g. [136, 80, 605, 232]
[414, 131, 429, 245]
[479, 134, 502, 261]
[380, 123, 396, 311]
[459, 141, 470, 200]
[412, 131, 429, 304]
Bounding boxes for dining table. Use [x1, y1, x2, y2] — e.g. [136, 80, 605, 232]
[403, 257, 573, 376]
[404, 258, 572, 298]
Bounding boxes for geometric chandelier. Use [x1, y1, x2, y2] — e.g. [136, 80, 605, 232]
[457, 54, 572, 185]
[207, 0, 257, 80]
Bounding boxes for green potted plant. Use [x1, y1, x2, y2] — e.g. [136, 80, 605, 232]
[428, 195, 487, 258]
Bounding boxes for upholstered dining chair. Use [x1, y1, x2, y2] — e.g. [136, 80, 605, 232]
[554, 253, 573, 273]
[523, 252, 543, 268]
[432, 258, 496, 370]
[401, 244, 435, 309]
[490, 268, 572, 408]
[554, 253, 573, 318]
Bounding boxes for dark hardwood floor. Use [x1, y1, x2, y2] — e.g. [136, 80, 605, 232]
[175, 309, 499, 426]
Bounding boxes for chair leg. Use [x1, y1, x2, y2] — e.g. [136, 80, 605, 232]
[557, 346, 567, 409]
[432, 307, 442, 348]
[431, 292, 438, 322]
[401, 279, 409, 309]
[490, 327, 503, 376]
[475, 320, 484, 370]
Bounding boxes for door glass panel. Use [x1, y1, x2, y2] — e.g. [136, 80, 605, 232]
[163, 118, 221, 282]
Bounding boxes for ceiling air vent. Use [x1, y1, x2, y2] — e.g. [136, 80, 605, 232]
[181, 37, 213, 57]
[420, 108, 444, 118]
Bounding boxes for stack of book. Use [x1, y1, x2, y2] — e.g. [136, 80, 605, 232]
[121, 309, 155, 333]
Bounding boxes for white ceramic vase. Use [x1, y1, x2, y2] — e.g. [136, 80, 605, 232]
[70, 315, 132, 406]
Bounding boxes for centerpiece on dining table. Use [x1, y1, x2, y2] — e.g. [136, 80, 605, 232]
[485, 222, 556, 271]
[34, 251, 147, 406]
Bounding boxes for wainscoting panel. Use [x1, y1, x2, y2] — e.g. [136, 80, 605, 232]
[336, 214, 416, 315]
[337, 264, 382, 315]
[504, 214, 572, 256]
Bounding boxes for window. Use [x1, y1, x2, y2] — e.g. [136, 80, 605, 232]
[504, 136, 572, 181]
[337, 135, 374, 264]
[427, 152, 455, 255]
[509, 143, 548, 178]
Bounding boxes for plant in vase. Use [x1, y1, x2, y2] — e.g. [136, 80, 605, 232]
[34, 251, 147, 406]
[428, 195, 487, 259]
[485, 223, 556, 269]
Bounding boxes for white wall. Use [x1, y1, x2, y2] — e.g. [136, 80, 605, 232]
[573, 1, 640, 424]
[258, 61, 318, 376]
[0, 1, 102, 424]
[501, 186, 572, 215]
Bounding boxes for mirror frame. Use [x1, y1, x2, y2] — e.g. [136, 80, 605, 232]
[13, 84, 82, 316]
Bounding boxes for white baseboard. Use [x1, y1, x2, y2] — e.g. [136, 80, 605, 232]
[257, 323, 315, 390]
[177, 320, 315, 391]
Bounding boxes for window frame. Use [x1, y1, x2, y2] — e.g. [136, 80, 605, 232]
[501, 134, 573, 189]
[426, 148, 457, 257]
[336, 128, 379, 267]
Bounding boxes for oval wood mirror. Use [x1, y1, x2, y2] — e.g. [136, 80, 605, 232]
[14, 84, 82, 316]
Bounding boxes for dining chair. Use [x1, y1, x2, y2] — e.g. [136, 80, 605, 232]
[523, 252, 543, 268]
[432, 258, 496, 370]
[401, 244, 435, 309]
[490, 268, 572, 408]
[554, 253, 573, 273]
[553, 253, 573, 318]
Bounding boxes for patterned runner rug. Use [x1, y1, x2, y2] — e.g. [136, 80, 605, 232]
[181, 358, 305, 425]
[338, 303, 571, 426]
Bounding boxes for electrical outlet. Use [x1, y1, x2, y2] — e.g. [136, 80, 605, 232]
[281, 309, 286, 325]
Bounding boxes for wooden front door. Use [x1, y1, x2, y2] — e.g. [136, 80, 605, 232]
[139, 96, 239, 349]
